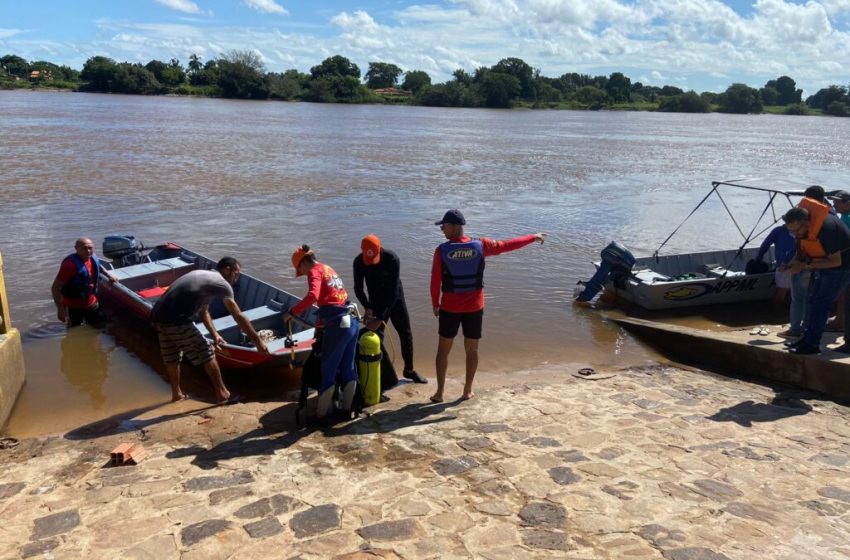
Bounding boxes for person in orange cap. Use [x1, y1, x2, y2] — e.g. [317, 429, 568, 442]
[284, 245, 359, 423]
[353, 234, 426, 384]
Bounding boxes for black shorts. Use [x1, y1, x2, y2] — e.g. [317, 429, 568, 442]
[67, 303, 107, 328]
[438, 309, 484, 340]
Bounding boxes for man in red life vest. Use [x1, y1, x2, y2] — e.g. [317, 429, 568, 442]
[51, 237, 106, 328]
[430, 209, 546, 402]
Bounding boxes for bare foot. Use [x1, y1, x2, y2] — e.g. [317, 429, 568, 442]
[171, 392, 187, 402]
[461, 391, 475, 401]
[429, 393, 444, 403]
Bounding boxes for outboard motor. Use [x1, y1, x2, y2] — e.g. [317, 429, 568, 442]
[102, 235, 144, 267]
[575, 241, 636, 303]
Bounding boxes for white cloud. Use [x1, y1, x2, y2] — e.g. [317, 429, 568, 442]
[0, 28, 26, 39]
[154, 0, 202, 15]
[331, 10, 396, 51]
[243, 0, 288, 16]
[816, 0, 850, 18]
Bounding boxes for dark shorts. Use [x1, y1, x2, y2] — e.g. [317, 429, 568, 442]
[155, 323, 215, 366]
[67, 303, 106, 328]
[438, 309, 484, 340]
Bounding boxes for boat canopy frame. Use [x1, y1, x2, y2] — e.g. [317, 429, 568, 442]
[653, 178, 832, 267]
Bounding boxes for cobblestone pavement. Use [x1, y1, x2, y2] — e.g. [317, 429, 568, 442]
[1, 364, 849, 559]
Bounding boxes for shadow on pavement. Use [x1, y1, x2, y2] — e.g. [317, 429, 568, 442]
[64, 402, 219, 440]
[167, 399, 460, 469]
[323, 401, 459, 438]
[707, 391, 813, 427]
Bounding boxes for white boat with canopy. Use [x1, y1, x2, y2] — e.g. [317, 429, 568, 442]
[576, 178, 828, 310]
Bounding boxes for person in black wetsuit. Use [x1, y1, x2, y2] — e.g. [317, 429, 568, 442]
[353, 234, 427, 384]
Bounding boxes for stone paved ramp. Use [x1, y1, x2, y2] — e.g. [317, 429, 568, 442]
[1, 365, 849, 559]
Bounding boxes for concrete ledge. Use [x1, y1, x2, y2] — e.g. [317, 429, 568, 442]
[612, 316, 850, 400]
[0, 328, 25, 431]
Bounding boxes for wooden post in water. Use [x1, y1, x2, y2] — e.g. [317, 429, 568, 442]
[0, 252, 26, 431]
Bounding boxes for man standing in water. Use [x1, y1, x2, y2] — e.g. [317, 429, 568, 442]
[51, 237, 107, 328]
[429, 209, 546, 402]
[151, 257, 269, 403]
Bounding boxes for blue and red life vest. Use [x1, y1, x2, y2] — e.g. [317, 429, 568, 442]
[440, 239, 485, 293]
[60, 253, 100, 301]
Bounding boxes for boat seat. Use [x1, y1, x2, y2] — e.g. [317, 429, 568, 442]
[196, 305, 281, 335]
[108, 257, 194, 281]
[632, 269, 671, 284]
[138, 286, 168, 300]
[703, 265, 745, 278]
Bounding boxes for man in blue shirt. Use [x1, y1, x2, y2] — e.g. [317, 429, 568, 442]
[755, 224, 796, 307]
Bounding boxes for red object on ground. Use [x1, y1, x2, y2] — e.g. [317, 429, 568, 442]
[110, 443, 147, 465]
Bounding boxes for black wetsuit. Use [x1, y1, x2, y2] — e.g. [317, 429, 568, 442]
[353, 248, 414, 374]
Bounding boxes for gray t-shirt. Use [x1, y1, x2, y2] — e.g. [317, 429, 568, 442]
[151, 270, 234, 325]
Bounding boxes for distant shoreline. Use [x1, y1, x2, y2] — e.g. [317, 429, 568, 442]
[0, 85, 831, 117]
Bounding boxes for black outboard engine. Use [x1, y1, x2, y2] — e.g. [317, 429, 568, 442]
[102, 235, 145, 267]
[575, 241, 636, 303]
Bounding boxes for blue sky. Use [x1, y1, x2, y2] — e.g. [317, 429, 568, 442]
[2, 0, 850, 95]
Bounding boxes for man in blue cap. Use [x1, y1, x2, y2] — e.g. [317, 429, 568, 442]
[429, 209, 545, 402]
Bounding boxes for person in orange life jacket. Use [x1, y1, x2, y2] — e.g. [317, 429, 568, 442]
[781, 187, 834, 340]
[284, 245, 359, 421]
[354, 234, 426, 385]
[51, 237, 107, 328]
[429, 209, 546, 403]
[782, 206, 850, 355]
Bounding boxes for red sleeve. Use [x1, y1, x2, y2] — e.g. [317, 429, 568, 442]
[481, 234, 537, 257]
[55, 259, 77, 284]
[430, 247, 442, 308]
[290, 267, 321, 315]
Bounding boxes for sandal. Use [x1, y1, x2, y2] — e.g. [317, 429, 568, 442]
[0, 437, 20, 450]
[577, 367, 596, 376]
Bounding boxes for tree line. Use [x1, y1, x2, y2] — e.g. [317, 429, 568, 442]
[2, 52, 849, 116]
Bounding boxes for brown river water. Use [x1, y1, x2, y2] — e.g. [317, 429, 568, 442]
[2, 90, 849, 437]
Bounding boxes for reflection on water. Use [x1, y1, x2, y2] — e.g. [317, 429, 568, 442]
[60, 328, 110, 407]
[5, 322, 171, 438]
[2, 91, 850, 436]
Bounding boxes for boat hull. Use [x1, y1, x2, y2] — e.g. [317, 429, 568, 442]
[98, 242, 316, 369]
[603, 247, 777, 310]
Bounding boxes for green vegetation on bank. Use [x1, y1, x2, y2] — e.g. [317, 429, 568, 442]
[2, 52, 849, 116]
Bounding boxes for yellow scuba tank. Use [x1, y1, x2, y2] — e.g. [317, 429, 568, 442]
[357, 330, 382, 406]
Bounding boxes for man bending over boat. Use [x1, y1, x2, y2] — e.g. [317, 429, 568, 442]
[51, 237, 107, 328]
[430, 209, 546, 402]
[150, 257, 269, 403]
[782, 207, 850, 355]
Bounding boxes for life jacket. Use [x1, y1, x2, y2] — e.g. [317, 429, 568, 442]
[798, 198, 829, 259]
[60, 253, 100, 301]
[440, 238, 485, 293]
